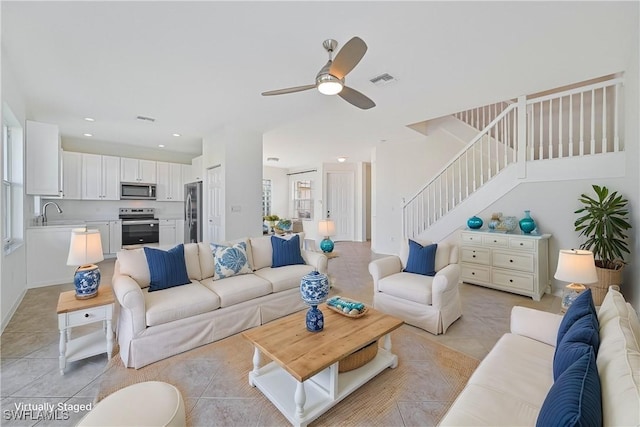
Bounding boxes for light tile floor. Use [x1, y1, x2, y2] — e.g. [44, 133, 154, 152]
[0, 241, 561, 426]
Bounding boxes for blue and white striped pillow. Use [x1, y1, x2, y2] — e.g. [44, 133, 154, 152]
[144, 244, 191, 292]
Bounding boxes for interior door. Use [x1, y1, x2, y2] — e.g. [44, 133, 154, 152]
[206, 165, 224, 243]
[326, 171, 355, 242]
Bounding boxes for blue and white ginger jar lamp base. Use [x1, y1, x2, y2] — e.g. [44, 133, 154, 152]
[74, 264, 101, 299]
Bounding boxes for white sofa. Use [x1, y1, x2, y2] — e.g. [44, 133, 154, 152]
[439, 286, 640, 426]
[113, 234, 327, 369]
[368, 240, 462, 335]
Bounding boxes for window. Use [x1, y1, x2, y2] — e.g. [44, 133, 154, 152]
[293, 180, 313, 220]
[262, 179, 272, 217]
[2, 123, 12, 245]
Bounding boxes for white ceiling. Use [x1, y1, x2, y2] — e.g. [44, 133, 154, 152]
[2, 1, 637, 169]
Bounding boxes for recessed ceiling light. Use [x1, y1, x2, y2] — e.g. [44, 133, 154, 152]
[337, 156, 347, 163]
[172, 133, 181, 137]
[266, 157, 279, 162]
[84, 117, 95, 122]
[158, 144, 165, 148]
[83, 133, 93, 137]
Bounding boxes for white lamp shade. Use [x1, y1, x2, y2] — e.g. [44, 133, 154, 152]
[318, 219, 336, 237]
[67, 228, 104, 266]
[554, 249, 598, 284]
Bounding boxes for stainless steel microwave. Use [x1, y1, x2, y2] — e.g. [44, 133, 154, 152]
[120, 182, 157, 200]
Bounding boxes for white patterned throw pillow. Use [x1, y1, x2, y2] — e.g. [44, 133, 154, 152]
[210, 242, 252, 280]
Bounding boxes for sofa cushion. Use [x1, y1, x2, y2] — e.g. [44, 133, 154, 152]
[596, 287, 640, 427]
[553, 314, 599, 379]
[254, 264, 314, 292]
[183, 243, 202, 281]
[117, 248, 151, 288]
[144, 282, 221, 327]
[200, 274, 272, 308]
[272, 234, 305, 268]
[378, 272, 433, 305]
[404, 240, 437, 276]
[144, 245, 191, 292]
[399, 239, 454, 272]
[250, 233, 304, 270]
[536, 348, 602, 427]
[557, 289, 597, 347]
[210, 241, 252, 280]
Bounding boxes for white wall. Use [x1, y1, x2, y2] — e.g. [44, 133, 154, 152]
[1, 58, 29, 331]
[202, 125, 263, 241]
[263, 166, 288, 218]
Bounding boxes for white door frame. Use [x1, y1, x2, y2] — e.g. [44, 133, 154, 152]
[325, 170, 355, 242]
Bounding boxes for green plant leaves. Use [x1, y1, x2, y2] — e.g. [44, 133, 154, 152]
[575, 184, 631, 268]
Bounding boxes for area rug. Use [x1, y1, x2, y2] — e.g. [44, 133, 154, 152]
[97, 326, 479, 426]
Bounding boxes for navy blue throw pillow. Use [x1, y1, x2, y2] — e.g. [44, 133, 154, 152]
[404, 240, 437, 276]
[271, 234, 305, 268]
[557, 289, 598, 346]
[144, 244, 191, 292]
[537, 348, 602, 427]
[553, 313, 600, 380]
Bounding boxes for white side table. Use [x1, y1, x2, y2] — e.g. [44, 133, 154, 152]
[56, 286, 114, 375]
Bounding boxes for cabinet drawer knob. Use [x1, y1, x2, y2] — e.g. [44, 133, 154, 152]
[509, 279, 514, 283]
[84, 313, 90, 318]
[510, 259, 514, 263]
[471, 272, 475, 275]
[472, 255, 476, 258]
[520, 243, 524, 246]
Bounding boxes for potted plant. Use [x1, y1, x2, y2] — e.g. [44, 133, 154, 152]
[263, 215, 280, 234]
[574, 184, 632, 304]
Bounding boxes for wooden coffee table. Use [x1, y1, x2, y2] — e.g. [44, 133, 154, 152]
[243, 304, 403, 427]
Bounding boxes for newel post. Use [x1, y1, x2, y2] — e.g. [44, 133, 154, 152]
[516, 95, 527, 178]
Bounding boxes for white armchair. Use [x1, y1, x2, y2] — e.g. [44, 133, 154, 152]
[369, 240, 462, 335]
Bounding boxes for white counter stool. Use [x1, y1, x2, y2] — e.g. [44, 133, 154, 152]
[77, 381, 185, 427]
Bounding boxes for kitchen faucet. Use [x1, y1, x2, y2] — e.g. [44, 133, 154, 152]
[42, 201, 63, 224]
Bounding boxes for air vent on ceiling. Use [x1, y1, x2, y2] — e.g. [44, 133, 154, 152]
[136, 115, 156, 122]
[370, 73, 397, 86]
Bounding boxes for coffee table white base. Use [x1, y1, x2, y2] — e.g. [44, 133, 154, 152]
[249, 334, 398, 427]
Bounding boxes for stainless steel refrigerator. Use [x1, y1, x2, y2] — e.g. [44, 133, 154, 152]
[184, 181, 203, 243]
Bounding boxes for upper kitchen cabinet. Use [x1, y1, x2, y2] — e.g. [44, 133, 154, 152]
[26, 120, 61, 196]
[61, 151, 82, 200]
[157, 161, 184, 201]
[121, 157, 156, 183]
[82, 154, 120, 200]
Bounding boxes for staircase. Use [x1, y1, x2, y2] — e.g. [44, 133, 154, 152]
[403, 77, 625, 241]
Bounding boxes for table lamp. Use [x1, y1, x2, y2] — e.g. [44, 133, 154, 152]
[67, 228, 104, 299]
[554, 249, 598, 311]
[318, 219, 336, 253]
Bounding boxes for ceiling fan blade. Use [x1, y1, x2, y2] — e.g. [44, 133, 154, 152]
[330, 37, 367, 79]
[261, 84, 316, 96]
[339, 86, 376, 110]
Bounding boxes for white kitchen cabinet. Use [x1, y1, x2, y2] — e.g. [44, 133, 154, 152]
[27, 226, 79, 287]
[62, 151, 82, 200]
[121, 157, 156, 183]
[82, 154, 120, 200]
[26, 120, 61, 196]
[86, 221, 110, 255]
[459, 230, 551, 301]
[182, 164, 193, 185]
[190, 156, 203, 182]
[109, 220, 122, 253]
[176, 219, 185, 244]
[159, 219, 177, 246]
[157, 162, 184, 201]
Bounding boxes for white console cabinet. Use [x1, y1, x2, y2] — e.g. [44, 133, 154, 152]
[459, 230, 551, 301]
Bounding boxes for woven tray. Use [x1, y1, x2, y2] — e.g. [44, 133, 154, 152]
[327, 304, 369, 318]
[338, 341, 378, 373]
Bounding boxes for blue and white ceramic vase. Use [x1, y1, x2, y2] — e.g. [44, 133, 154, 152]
[519, 210, 536, 234]
[300, 270, 330, 332]
[74, 265, 101, 299]
[467, 216, 483, 229]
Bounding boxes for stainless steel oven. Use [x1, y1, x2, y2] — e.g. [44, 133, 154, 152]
[119, 208, 159, 246]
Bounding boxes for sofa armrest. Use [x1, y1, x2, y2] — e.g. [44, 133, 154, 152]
[112, 273, 147, 337]
[368, 256, 403, 292]
[302, 250, 328, 275]
[432, 264, 461, 309]
[510, 306, 563, 347]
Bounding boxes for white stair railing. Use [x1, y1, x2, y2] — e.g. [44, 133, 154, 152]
[403, 77, 624, 239]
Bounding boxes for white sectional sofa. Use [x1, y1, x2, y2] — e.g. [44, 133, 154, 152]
[369, 240, 462, 335]
[439, 286, 640, 426]
[112, 233, 327, 369]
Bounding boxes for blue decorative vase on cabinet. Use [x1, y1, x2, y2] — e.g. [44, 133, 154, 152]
[467, 216, 483, 229]
[519, 210, 536, 234]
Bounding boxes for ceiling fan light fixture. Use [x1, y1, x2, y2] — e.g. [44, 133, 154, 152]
[316, 74, 343, 95]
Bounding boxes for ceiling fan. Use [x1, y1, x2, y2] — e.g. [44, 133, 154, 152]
[261, 37, 376, 110]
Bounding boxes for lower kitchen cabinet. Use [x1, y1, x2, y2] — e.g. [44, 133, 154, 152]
[85, 220, 122, 256]
[159, 219, 184, 246]
[459, 230, 551, 301]
[27, 227, 80, 287]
